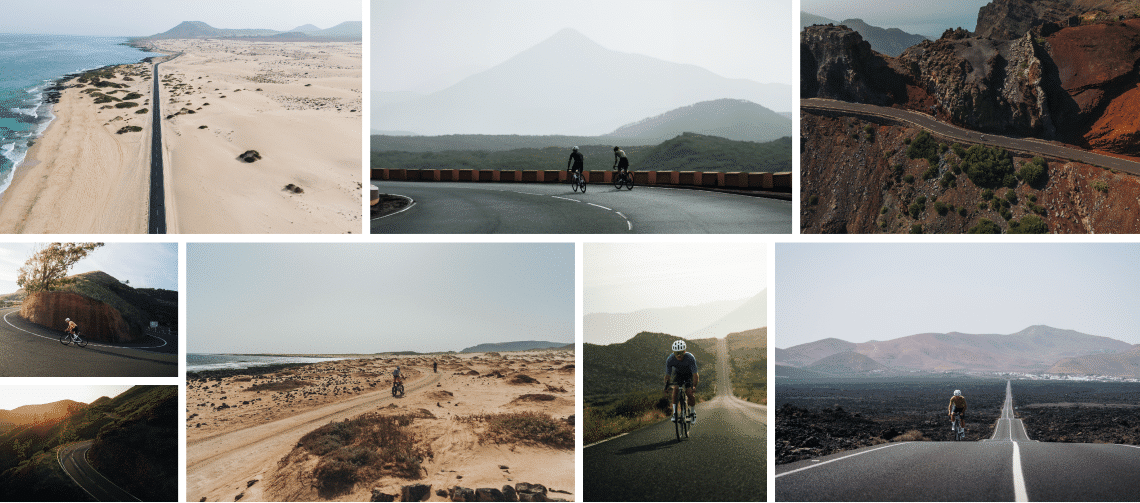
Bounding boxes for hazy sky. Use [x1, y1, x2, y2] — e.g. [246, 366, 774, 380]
[0, 0, 361, 37]
[777, 243, 1140, 348]
[374, 0, 797, 93]
[0, 243, 177, 294]
[188, 243, 574, 354]
[0, 385, 134, 410]
[584, 242, 765, 315]
[801, 0, 991, 38]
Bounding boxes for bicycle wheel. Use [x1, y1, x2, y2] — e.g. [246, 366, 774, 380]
[580, 177, 587, 193]
[613, 172, 622, 189]
[682, 401, 690, 438]
[572, 175, 580, 192]
[625, 173, 634, 190]
[60, 333, 71, 345]
[76, 336, 87, 348]
[674, 409, 682, 441]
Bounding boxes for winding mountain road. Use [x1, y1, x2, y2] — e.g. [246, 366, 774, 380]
[371, 181, 791, 233]
[0, 307, 176, 376]
[802, 98, 1140, 175]
[776, 380, 1140, 501]
[58, 440, 140, 502]
[584, 338, 767, 501]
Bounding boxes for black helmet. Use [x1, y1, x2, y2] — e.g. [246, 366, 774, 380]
[613, 146, 620, 151]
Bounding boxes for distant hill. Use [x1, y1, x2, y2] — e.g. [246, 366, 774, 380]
[0, 400, 85, 428]
[375, 28, 791, 136]
[585, 331, 717, 399]
[804, 350, 889, 375]
[777, 338, 857, 367]
[775, 364, 830, 380]
[459, 341, 570, 353]
[585, 297, 751, 347]
[1048, 344, 1140, 377]
[685, 290, 767, 340]
[290, 24, 321, 33]
[637, 133, 792, 173]
[800, 12, 928, 57]
[140, 20, 361, 41]
[603, 99, 791, 144]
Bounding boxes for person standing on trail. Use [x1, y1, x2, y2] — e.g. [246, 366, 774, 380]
[433, 360, 438, 373]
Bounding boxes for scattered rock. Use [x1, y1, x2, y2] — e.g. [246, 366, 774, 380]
[509, 374, 539, 385]
[475, 488, 505, 501]
[370, 489, 395, 502]
[199, 125, 208, 129]
[502, 485, 518, 502]
[449, 486, 474, 502]
[246, 479, 258, 488]
[238, 150, 261, 163]
[402, 483, 432, 502]
[284, 183, 304, 194]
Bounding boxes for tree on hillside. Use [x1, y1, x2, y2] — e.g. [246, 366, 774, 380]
[16, 243, 104, 293]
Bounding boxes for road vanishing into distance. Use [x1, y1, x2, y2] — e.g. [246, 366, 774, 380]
[58, 440, 141, 502]
[0, 308, 176, 377]
[585, 338, 767, 501]
[776, 380, 1140, 501]
[801, 98, 1140, 176]
[371, 181, 791, 233]
[149, 60, 166, 234]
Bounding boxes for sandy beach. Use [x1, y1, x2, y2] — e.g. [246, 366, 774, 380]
[0, 62, 155, 233]
[187, 351, 575, 502]
[152, 39, 361, 233]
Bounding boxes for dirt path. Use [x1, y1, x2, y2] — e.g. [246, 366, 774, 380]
[188, 369, 443, 501]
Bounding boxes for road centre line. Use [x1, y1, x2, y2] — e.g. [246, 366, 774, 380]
[1013, 441, 1028, 502]
[550, 196, 579, 202]
[587, 202, 612, 211]
[584, 432, 630, 449]
[774, 443, 908, 478]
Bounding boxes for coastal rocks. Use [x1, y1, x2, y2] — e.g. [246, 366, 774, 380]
[370, 489, 395, 502]
[20, 291, 135, 343]
[401, 484, 431, 502]
[238, 150, 262, 163]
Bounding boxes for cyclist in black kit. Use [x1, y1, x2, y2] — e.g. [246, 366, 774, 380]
[664, 340, 699, 424]
[567, 146, 584, 180]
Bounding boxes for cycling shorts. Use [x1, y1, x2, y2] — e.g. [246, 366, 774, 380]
[617, 158, 629, 169]
[670, 374, 694, 389]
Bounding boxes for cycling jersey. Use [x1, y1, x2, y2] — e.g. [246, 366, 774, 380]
[614, 149, 629, 169]
[568, 151, 584, 170]
[665, 352, 698, 376]
[66, 320, 78, 333]
[949, 395, 967, 414]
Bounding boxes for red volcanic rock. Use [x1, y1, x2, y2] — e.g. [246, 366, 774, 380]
[1047, 20, 1140, 112]
[1086, 86, 1140, 155]
[20, 291, 136, 343]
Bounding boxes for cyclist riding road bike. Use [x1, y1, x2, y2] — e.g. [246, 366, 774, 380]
[64, 317, 79, 342]
[613, 146, 629, 180]
[664, 340, 699, 424]
[568, 146, 584, 181]
[949, 389, 967, 432]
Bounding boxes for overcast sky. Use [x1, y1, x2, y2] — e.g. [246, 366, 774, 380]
[187, 243, 573, 354]
[777, 243, 1140, 348]
[0, 0, 361, 37]
[801, 0, 991, 38]
[585, 242, 765, 315]
[0, 385, 134, 410]
[374, 0, 797, 93]
[0, 243, 177, 294]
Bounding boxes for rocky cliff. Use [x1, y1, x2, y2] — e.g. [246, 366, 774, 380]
[975, 0, 1139, 40]
[21, 291, 134, 343]
[800, 24, 900, 105]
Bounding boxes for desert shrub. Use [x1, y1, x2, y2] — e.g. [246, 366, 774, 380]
[960, 144, 1015, 188]
[1091, 180, 1109, 193]
[958, 207, 968, 217]
[895, 430, 926, 442]
[903, 174, 915, 184]
[952, 143, 966, 158]
[115, 126, 142, 134]
[300, 413, 430, 497]
[134, 108, 148, 114]
[1018, 157, 1047, 187]
[968, 218, 1001, 234]
[981, 189, 994, 200]
[1009, 215, 1048, 233]
[1004, 191, 1018, 205]
[910, 223, 923, 234]
[247, 379, 309, 393]
[908, 200, 924, 218]
[115, 102, 138, 108]
[934, 201, 949, 216]
[880, 207, 888, 214]
[883, 149, 896, 159]
[1001, 208, 1013, 220]
[122, 92, 143, 100]
[922, 166, 938, 180]
[906, 131, 940, 165]
[480, 412, 574, 449]
[940, 172, 957, 188]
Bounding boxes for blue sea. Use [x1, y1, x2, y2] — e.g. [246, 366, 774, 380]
[187, 353, 347, 372]
[0, 33, 160, 193]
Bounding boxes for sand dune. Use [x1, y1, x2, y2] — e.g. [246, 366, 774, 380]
[187, 351, 575, 502]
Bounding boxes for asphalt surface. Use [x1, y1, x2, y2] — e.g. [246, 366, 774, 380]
[584, 338, 767, 501]
[58, 440, 140, 502]
[776, 380, 1140, 501]
[370, 181, 792, 233]
[148, 60, 166, 234]
[0, 308, 176, 376]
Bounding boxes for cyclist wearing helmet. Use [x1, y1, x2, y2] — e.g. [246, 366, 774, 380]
[949, 389, 967, 432]
[393, 365, 404, 384]
[612, 146, 629, 179]
[567, 146, 584, 178]
[64, 317, 78, 341]
[664, 340, 699, 424]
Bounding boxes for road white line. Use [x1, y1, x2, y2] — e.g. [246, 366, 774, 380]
[371, 194, 416, 220]
[626, 220, 633, 231]
[1012, 441, 1028, 502]
[775, 443, 908, 478]
[587, 203, 612, 211]
[584, 432, 630, 449]
[58, 443, 99, 502]
[551, 196, 580, 203]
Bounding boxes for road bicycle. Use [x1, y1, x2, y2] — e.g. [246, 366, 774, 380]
[951, 412, 965, 441]
[667, 383, 691, 441]
[392, 380, 405, 398]
[60, 331, 88, 348]
[570, 169, 587, 193]
[613, 168, 634, 190]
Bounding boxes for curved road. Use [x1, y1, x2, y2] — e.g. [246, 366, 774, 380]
[58, 440, 140, 502]
[0, 308, 176, 376]
[776, 380, 1140, 501]
[802, 98, 1140, 175]
[371, 181, 791, 233]
[584, 338, 767, 501]
[148, 60, 166, 234]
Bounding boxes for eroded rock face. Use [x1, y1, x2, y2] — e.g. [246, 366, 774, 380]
[800, 25, 897, 105]
[975, 0, 1076, 40]
[20, 291, 136, 343]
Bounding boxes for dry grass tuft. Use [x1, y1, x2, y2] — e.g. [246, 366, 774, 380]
[458, 412, 573, 449]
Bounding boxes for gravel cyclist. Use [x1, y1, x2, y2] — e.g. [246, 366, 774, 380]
[949, 389, 967, 433]
[393, 365, 404, 384]
[664, 340, 699, 424]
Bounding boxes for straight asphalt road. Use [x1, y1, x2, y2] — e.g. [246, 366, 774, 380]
[801, 98, 1140, 176]
[776, 380, 1140, 501]
[584, 338, 767, 501]
[58, 440, 140, 502]
[148, 60, 165, 234]
[0, 308, 176, 376]
[371, 181, 791, 233]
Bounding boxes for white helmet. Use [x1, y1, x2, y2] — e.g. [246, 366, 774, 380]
[954, 389, 962, 396]
[65, 318, 70, 321]
[672, 340, 686, 352]
[572, 146, 579, 151]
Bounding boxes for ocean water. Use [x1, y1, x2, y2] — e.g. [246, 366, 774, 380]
[187, 353, 347, 372]
[0, 33, 160, 193]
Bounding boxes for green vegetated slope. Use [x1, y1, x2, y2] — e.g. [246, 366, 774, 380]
[727, 328, 767, 403]
[372, 133, 791, 174]
[0, 385, 176, 502]
[62, 271, 178, 334]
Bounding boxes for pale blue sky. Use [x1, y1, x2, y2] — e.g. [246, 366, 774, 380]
[802, 0, 991, 38]
[0, 385, 135, 410]
[777, 243, 1140, 347]
[0, 243, 177, 294]
[0, 0, 361, 37]
[187, 243, 574, 354]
